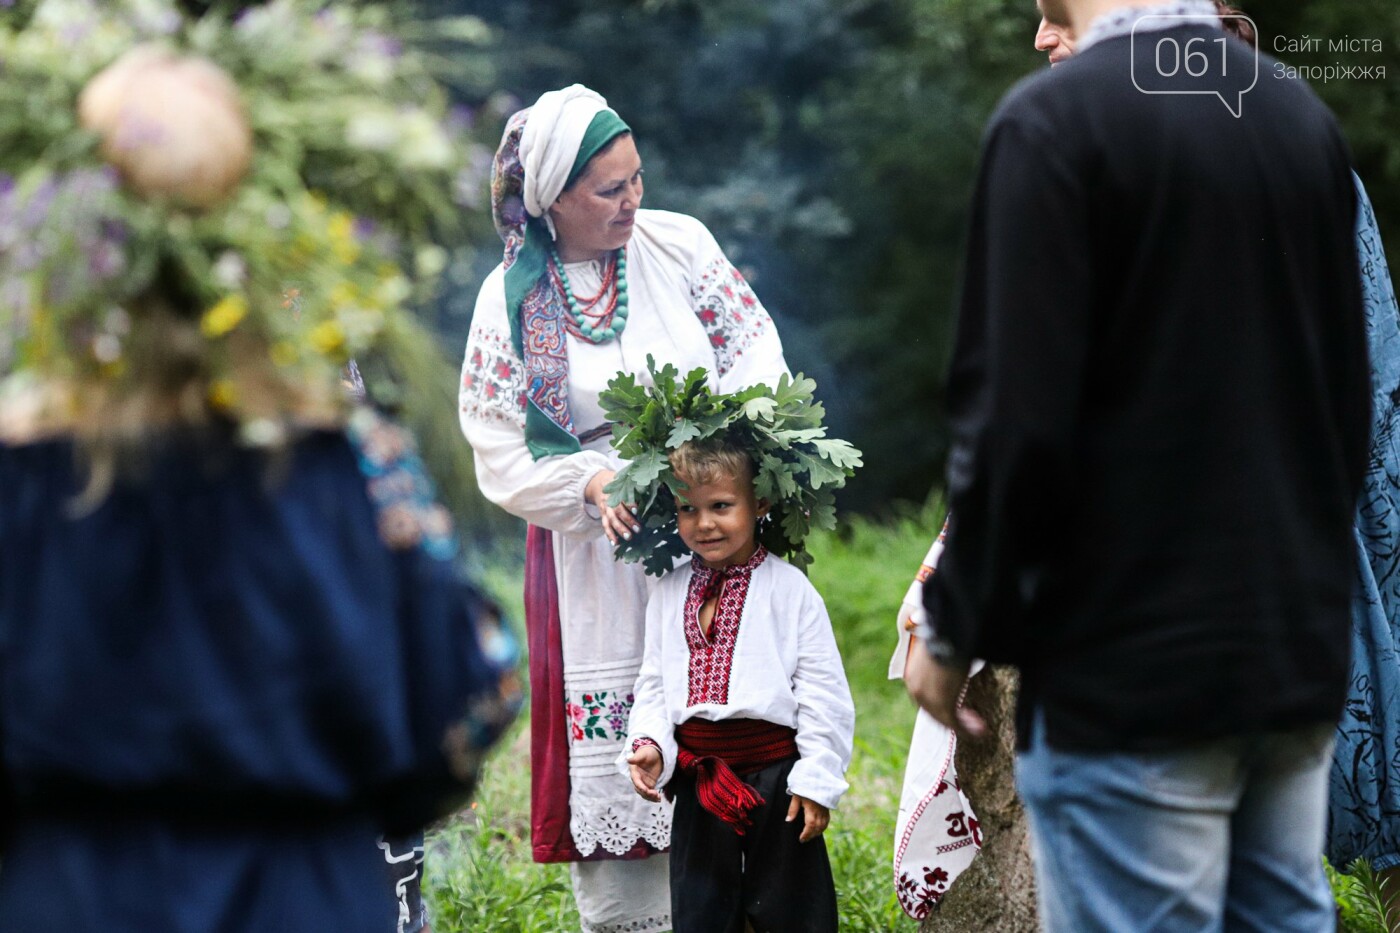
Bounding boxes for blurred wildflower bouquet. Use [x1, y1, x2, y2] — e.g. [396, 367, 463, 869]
[0, 0, 496, 445]
[601, 357, 863, 576]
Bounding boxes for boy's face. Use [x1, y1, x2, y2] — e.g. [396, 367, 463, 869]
[675, 469, 771, 570]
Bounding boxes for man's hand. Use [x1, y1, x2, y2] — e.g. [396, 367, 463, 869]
[905, 639, 986, 738]
[785, 794, 830, 843]
[626, 744, 664, 802]
[586, 469, 641, 546]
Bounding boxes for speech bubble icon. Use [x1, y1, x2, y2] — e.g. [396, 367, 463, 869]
[1130, 15, 1259, 118]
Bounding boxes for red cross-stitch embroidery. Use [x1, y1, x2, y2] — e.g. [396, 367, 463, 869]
[684, 548, 767, 706]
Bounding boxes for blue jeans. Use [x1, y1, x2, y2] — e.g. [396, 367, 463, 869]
[1015, 712, 1336, 933]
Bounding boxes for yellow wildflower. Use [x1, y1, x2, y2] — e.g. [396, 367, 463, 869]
[289, 234, 319, 265]
[200, 295, 248, 338]
[270, 341, 298, 368]
[328, 211, 360, 265]
[208, 379, 237, 410]
[329, 282, 358, 309]
[309, 320, 346, 356]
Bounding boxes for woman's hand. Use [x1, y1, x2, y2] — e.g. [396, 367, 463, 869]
[586, 469, 641, 545]
[627, 745, 664, 802]
[786, 794, 830, 843]
[905, 641, 986, 739]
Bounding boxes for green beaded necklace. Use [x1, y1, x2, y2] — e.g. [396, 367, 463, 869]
[549, 243, 629, 344]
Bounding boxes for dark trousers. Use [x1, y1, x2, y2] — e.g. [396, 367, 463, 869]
[669, 757, 838, 933]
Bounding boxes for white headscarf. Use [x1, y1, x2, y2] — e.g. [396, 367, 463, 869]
[519, 84, 612, 231]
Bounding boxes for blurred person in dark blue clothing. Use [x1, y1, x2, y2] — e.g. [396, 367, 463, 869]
[0, 41, 520, 932]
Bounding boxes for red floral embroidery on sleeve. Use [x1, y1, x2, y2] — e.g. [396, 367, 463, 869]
[459, 325, 526, 427]
[690, 257, 773, 378]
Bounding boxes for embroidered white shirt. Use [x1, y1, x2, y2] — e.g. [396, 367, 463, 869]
[620, 552, 856, 810]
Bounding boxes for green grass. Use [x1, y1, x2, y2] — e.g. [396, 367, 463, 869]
[424, 722, 582, 933]
[426, 503, 943, 932]
[1329, 857, 1394, 933]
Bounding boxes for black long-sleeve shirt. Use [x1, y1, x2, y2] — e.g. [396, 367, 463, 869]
[925, 27, 1371, 752]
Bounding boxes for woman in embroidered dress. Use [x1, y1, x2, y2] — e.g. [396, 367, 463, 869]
[886, 524, 986, 920]
[458, 84, 790, 933]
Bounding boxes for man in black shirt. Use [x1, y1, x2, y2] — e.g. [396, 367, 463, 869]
[907, 1, 1370, 929]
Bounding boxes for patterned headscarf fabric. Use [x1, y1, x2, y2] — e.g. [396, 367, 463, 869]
[490, 86, 630, 460]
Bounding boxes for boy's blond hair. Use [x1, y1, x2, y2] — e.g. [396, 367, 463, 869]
[668, 436, 755, 488]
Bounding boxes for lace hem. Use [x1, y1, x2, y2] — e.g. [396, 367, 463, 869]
[580, 915, 672, 933]
[570, 796, 672, 857]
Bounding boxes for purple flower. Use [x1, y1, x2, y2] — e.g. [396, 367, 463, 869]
[100, 218, 128, 245]
[88, 239, 125, 280]
[10, 239, 43, 273]
[358, 31, 402, 59]
[21, 177, 57, 230]
[0, 174, 13, 195]
[64, 168, 117, 203]
[608, 716, 625, 734]
[445, 105, 477, 135]
[0, 279, 27, 316]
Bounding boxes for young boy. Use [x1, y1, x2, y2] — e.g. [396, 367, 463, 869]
[618, 437, 855, 933]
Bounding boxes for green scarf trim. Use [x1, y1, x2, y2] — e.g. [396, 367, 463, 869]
[505, 109, 630, 460]
[568, 110, 630, 187]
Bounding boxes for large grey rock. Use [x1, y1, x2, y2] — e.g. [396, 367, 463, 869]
[920, 665, 1038, 933]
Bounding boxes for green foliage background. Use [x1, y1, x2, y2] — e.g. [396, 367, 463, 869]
[421, 0, 1399, 511]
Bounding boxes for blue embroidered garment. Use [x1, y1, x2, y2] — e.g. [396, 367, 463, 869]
[0, 417, 519, 930]
[1328, 176, 1400, 871]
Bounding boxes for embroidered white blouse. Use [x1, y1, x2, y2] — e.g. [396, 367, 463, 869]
[460, 209, 788, 535]
[620, 552, 855, 810]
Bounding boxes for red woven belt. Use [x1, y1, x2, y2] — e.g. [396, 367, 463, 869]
[671, 718, 798, 835]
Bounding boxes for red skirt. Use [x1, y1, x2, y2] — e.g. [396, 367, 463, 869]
[524, 525, 660, 863]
